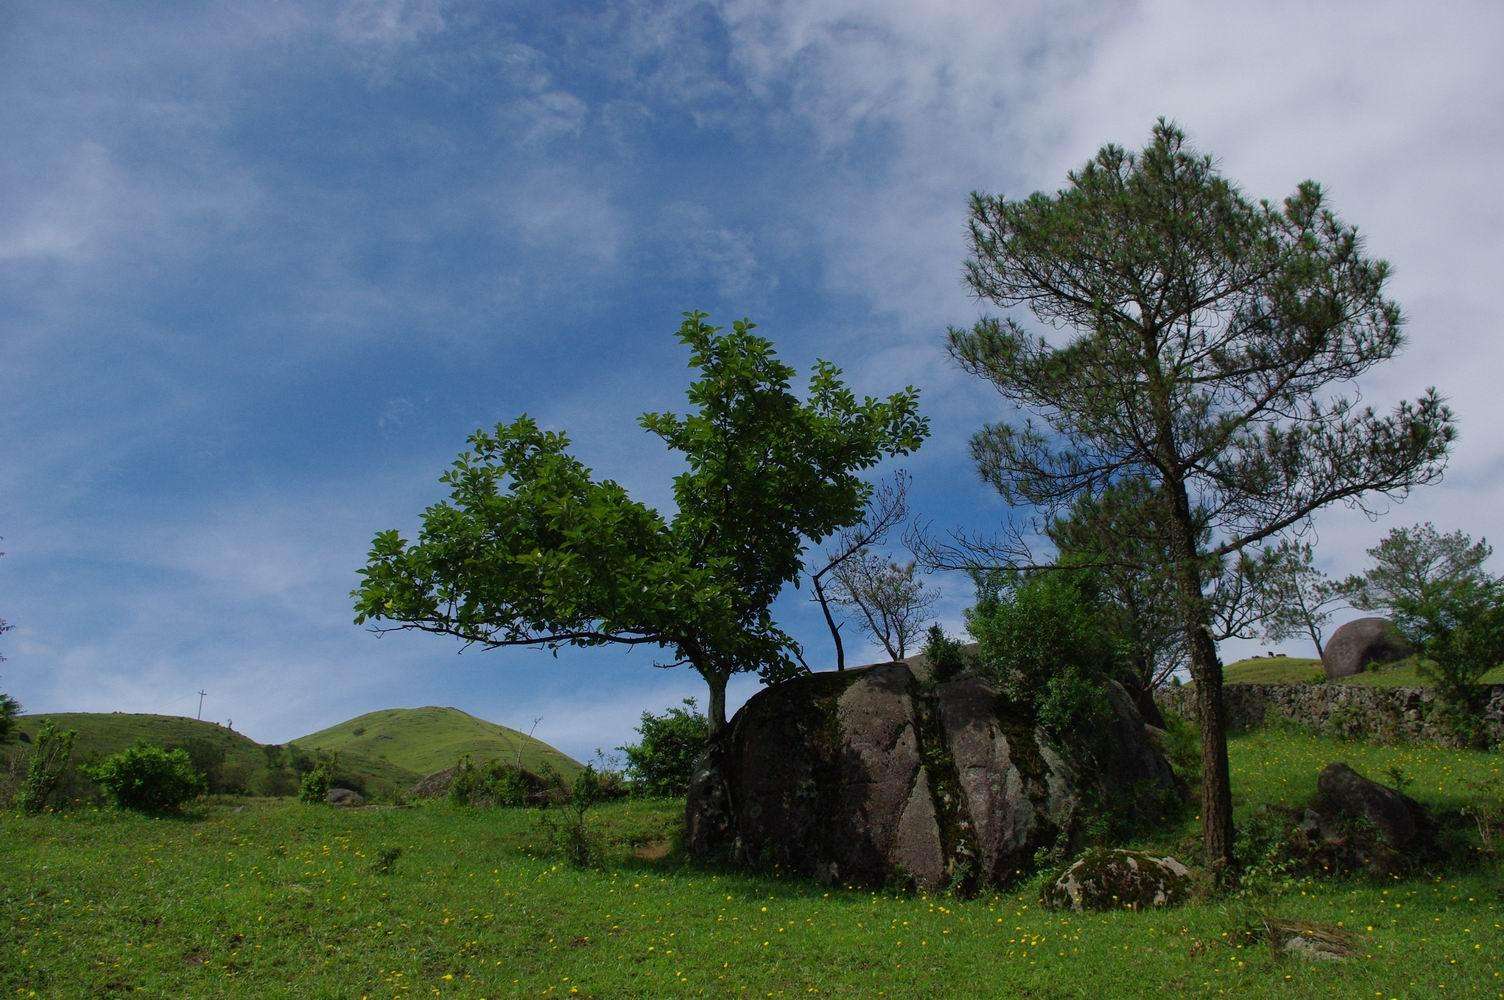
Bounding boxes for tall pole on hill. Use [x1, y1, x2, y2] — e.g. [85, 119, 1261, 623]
[197, 689, 207, 720]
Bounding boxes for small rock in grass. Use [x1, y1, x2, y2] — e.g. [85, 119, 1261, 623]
[1040, 848, 1191, 911]
[326, 787, 365, 807]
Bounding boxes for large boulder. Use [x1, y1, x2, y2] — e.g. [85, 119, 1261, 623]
[1040, 849, 1191, 911]
[685, 663, 1183, 892]
[1315, 762, 1431, 850]
[1321, 617, 1413, 679]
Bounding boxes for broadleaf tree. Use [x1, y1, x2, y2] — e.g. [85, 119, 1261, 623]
[942, 121, 1454, 878]
[354, 312, 928, 732]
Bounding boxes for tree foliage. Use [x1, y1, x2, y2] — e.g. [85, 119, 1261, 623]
[0, 683, 17, 744]
[942, 120, 1454, 877]
[354, 313, 928, 731]
[1339, 522, 1493, 614]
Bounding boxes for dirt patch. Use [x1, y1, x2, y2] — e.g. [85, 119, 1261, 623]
[632, 839, 672, 861]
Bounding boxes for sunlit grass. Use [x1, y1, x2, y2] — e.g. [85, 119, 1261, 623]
[3, 732, 1500, 998]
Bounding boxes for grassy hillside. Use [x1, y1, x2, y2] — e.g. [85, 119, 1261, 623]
[9, 713, 418, 800]
[3, 729, 1499, 997]
[291, 706, 580, 779]
[1224, 654, 1504, 687]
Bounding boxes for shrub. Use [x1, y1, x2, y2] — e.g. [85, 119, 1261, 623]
[1397, 578, 1504, 745]
[86, 743, 206, 813]
[539, 764, 606, 867]
[0, 685, 19, 743]
[1158, 708, 1201, 784]
[966, 570, 1119, 737]
[619, 698, 709, 797]
[449, 755, 552, 807]
[16, 720, 76, 813]
[298, 764, 332, 804]
[921, 625, 967, 683]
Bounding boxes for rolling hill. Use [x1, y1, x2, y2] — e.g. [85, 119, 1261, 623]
[9, 712, 418, 800]
[291, 706, 581, 779]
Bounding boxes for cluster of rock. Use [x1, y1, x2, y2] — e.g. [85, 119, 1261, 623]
[685, 662, 1184, 893]
[1158, 680, 1504, 747]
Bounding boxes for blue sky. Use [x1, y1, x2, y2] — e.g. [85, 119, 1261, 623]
[4, 1, 1501, 762]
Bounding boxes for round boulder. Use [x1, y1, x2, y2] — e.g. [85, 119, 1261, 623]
[326, 787, 365, 807]
[1040, 849, 1191, 911]
[685, 663, 1183, 893]
[1321, 617, 1413, 679]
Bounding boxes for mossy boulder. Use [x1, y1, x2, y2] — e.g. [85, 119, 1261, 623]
[685, 663, 1183, 892]
[1040, 848, 1191, 911]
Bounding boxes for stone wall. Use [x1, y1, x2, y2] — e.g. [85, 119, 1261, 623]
[1156, 682, 1504, 748]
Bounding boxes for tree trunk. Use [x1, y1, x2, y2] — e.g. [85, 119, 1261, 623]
[704, 669, 728, 736]
[1161, 477, 1237, 882]
[814, 575, 846, 671]
[1186, 622, 1236, 882]
[1124, 671, 1168, 729]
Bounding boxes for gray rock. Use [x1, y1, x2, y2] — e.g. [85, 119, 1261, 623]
[1322, 617, 1414, 679]
[1315, 762, 1430, 849]
[326, 787, 364, 807]
[1040, 849, 1191, 911]
[685, 663, 1184, 892]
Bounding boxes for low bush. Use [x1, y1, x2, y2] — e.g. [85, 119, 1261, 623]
[449, 755, 554, 807]
[86, 743, 205, 813]
[620, 699, 709, 797]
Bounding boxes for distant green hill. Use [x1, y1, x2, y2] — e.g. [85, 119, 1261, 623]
[292, 706, 581, 779]
[9, 712, 417, 800]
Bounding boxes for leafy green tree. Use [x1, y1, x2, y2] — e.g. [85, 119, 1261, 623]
[620, 698, 710, 796]
[945, 120, 1454, 877]
[1339, 524, 1503, 741]
[1339, 522, 1493, 614]
[1403, 578, 1504, 744]
[86, 743, 206, 813]
[1250, 539, 1345, 657]
[355, 312, 927, 732]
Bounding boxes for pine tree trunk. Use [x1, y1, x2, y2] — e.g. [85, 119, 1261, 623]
[1163, 480, 1237, 882]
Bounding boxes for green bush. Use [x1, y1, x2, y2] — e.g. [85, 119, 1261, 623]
[16, 720, 76, 813]
[449, 755, 552, 807]
[921, 625, 967, 683]
[298, 765, 332, 804]
[1398, 578, 1504, 745]
[619, 698, 709, 797]
[966, 570, 1118, 736]
[86, 743, 205, 813]
[0, 685, 19, 743]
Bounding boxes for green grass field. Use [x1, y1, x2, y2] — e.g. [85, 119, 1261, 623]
[292, 706, 581, 780]
[1223, 655, 1504, 687]
[4, 730, 1500, 998]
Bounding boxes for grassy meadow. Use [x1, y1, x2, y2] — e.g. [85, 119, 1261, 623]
[4, 730, 1500, 998]
[1222, 655, 1504, 687]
